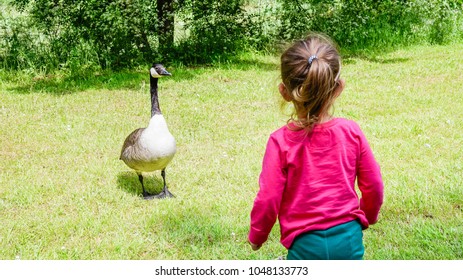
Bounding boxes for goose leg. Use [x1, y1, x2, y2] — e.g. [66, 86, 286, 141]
[138, 173, 155, 200]
[154, 169, 175, 199]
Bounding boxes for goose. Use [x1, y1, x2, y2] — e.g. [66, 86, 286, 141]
[120, 63, 176, 199]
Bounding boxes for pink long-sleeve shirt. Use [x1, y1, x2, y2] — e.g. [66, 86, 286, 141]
[249, 118, 384, 249]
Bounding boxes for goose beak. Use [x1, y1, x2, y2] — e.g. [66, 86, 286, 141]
[159, 69, 171, 76]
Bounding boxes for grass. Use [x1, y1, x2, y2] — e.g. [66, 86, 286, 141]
[1, 44, 463, 260]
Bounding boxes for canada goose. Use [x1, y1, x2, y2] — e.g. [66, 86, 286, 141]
[120, 63, 176, 199]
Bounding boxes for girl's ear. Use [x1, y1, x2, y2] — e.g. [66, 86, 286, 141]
[334, 79, 345, 98]
[279, 83, 292, 102]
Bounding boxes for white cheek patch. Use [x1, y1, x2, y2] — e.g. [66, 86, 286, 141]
[150, 68, 160, 77]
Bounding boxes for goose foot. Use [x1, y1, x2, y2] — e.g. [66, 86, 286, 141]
[141, 188, 174, 200]
[154, 188, 175, 199]
[142, 192, 158, 200]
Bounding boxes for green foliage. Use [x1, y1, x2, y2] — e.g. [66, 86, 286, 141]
[276, 0, 463, 52]
[1, 0, 463, 71]
[171, 0, 249, 63]
[0, 7, 38, 70]
[0, 2, 102, 73]
[422, 0, 463, 44]
[7, 0, 158, 70]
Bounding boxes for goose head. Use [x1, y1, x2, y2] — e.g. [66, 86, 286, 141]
[150, 63, 171, 78]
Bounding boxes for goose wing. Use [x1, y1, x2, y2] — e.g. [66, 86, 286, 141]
[120, 128, 145, 160]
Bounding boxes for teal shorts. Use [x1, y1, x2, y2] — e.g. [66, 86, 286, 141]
[287, 220, 364, 260]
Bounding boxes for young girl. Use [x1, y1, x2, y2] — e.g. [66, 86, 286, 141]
[248, 34, 384, 260]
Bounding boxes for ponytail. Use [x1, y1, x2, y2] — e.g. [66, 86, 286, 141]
[281, 34, 341, 130]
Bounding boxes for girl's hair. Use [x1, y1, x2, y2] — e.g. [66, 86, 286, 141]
[281, 33, 341, 130]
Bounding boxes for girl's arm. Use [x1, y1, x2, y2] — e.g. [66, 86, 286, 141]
[357, 129, 384, 225]
[248, 136, 287, 247]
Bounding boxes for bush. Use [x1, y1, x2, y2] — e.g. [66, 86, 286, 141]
[7, 0, 158, 70]
[0, 5, 53, 71]
[170, 0, 249, 64]
[275, 0, 463, 53]
[2, 0, 254, 68]
[1, 0, 462, 71]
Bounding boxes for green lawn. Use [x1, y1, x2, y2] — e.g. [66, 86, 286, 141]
[1, 44, 462, 260]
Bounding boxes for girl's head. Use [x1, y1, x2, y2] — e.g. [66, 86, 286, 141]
[279, 33, 343, 129]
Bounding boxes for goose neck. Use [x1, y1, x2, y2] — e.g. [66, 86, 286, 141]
[150, 77, 161, 117]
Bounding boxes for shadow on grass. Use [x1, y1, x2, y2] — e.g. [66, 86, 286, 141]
[7, 67, 204, 95]
[342, 47, 411, 65]
[8, 70, 145, 95]
[117, 171, 164, 197]
[366, 57, 410, 64]
[344, 56, 410, 65]
[223, 58, 279, 71]
[6, 58, 279, 95]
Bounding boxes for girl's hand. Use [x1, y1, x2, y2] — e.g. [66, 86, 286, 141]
[249, 241, 262, 251]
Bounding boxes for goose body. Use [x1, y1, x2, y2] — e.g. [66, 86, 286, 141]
[120, 64, 176, 199]
[121, 115, 176, 171]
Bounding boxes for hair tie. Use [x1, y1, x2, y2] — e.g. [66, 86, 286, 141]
[308, 55, 318, 66]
